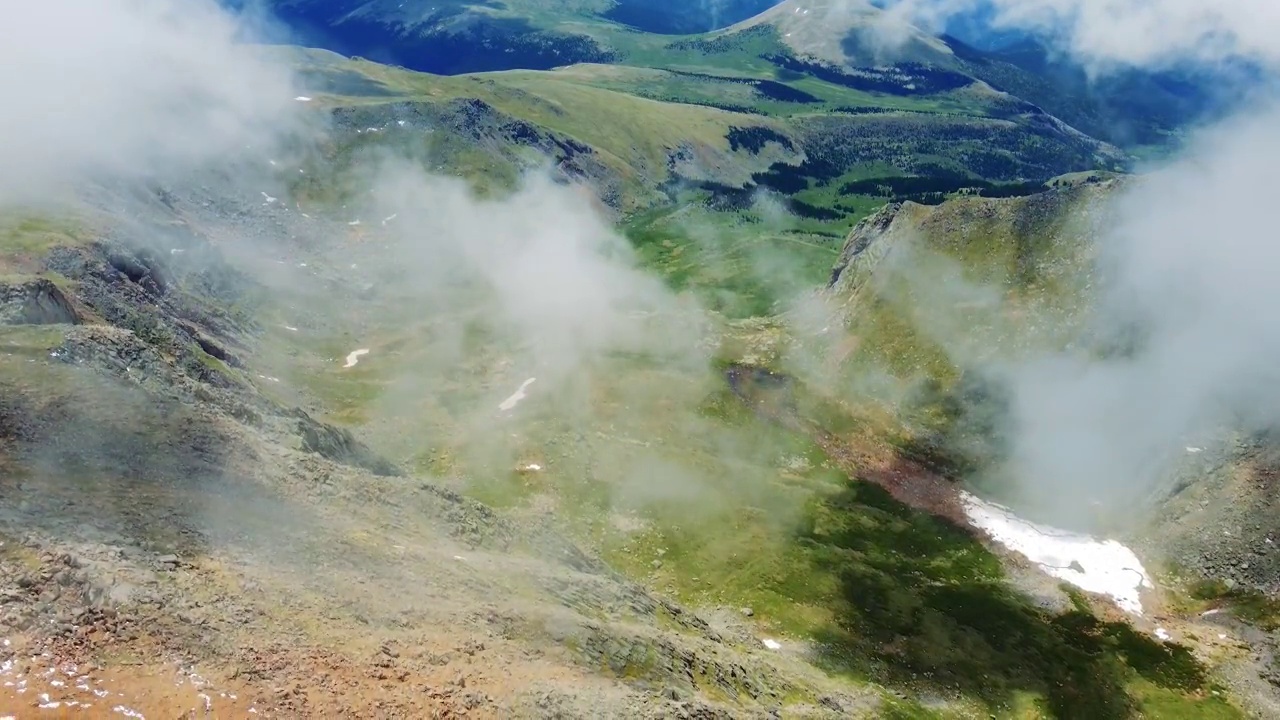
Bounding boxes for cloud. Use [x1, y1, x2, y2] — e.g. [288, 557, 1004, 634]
[854, 1, 1280, 528]
[357, 159, 710, 387]
[0, 0, 299, 204]
[997, 99, 1280, 522]
[882, 0, 1280, 70]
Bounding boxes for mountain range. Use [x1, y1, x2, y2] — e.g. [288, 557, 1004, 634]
[254, 0, 1245, 148]
[0, 1, 1277, 717]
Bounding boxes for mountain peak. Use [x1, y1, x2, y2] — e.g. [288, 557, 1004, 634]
[727, 0, 959, 69]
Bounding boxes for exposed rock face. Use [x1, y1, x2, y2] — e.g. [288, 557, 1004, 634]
[36, 226, 401, 478]
[328, 99, 625, 209]
[827, 201, 906, 291]
[0, 278, 82, 325]
[294, 409, 402, 478]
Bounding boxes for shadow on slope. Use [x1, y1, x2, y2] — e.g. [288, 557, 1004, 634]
[603, 0, 779, 35]
[721, 365, 1234, 718]
[805, 478, 1223, 719]
[269, 4, 615, 75]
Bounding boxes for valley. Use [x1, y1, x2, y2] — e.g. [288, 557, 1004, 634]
[0, 1, 1277, 718]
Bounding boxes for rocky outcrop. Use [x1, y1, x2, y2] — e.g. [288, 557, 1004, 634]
[0, 278, 83, 325]
[328, 99, 624, 209]
[826, 201, 907, 291]
[36, 229, 402, 478]
[294, 409, 402, 477]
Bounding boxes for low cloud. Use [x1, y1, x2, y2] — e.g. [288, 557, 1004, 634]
[0, 0, 299, 204]
[997, 100, 1280, 524]
[360, 160, 711, 385]
[840, 0, 1280, 527]
[881, 0, 1280, 70]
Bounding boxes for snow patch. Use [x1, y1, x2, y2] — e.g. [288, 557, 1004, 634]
[960, 491, 1153, 614]
[761, 638, 782, 650]
[343, 349, 370, 368]
[499, 378, 536, 412]
[294, 96, 312, 102]
[1155, 627, 1171, 641]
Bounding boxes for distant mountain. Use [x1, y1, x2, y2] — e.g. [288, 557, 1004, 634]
[602, 0, 780, 34]
[861, 0, 1256, 146]
[248, 0, 1240, 151]
[253, 0, 621, 74]
[255, 0, 785, 73]
[730, 0, 1245, 147]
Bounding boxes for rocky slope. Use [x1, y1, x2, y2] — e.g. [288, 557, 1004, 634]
[812, 178, 1280, 715]
[0, 176, 901, 718]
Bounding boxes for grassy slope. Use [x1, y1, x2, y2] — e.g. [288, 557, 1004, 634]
[275, 297, 1240, 719]
[279, 47, 803, 208]
[218, 41, 1249, 717]
[273, 15, 1126, 318]
[0, 158, 1242, 720]
[244, 154, 1245, 717]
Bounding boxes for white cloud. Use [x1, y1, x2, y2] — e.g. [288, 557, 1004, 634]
[885, 0, 1280, 69]
[0, 0, 298, 203]
[861, 0, 1280, 528]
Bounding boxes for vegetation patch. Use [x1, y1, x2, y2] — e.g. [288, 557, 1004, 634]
[762, 56, 975, 97]
[1184, 578, 1280, 631]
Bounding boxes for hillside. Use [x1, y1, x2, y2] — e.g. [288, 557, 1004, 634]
[258, 0, 1224, 151]
[278, 46, 1127, 310]
[0, 136, 1264, 720]
[2, 2, 1277, 718]
[0, 84, 1273, 718]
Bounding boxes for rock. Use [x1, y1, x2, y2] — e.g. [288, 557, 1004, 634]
[740, 608, 754, 618]
[827, 202, 905, 290]
[664, 685, 691, 702]
[0, 278, 83, 325]
[294, 408, 402, 477]
[106, 248, 170, 297]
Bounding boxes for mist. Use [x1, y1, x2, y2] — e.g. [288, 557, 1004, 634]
[881, 0, 1280, 71]
[998, 101, 1280, 526]
[0, 0, 300, 205]
[358, 159, 712, 385]
[844, 0, 1280, 529]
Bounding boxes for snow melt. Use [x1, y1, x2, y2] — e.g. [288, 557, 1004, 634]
[499, 378, 536, 412]
[343, 349, 370, 368]
[960, 491, 1153, 614]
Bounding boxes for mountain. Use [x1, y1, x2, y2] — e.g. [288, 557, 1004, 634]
[255, 0, 1237, 152]
[4, 2, 1279, 717]
[1, 142, 1267, 717]
[603, 0, 781, 34]
[941, 35, 1250, 148]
